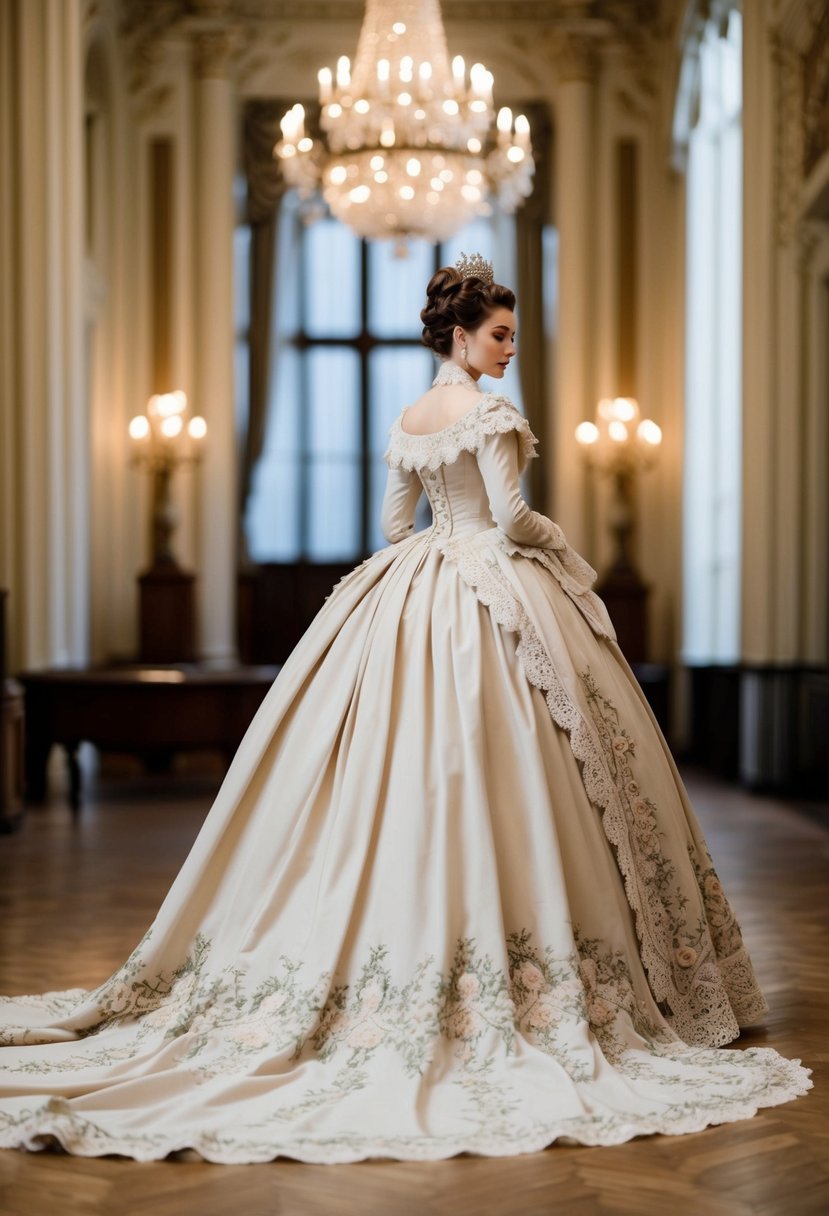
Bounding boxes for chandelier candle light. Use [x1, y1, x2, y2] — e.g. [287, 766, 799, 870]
[275, 0, 534, 244]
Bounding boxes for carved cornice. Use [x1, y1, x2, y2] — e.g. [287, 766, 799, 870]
[118, 0, 662, 40]
[773, 34, 805, 246]
[772, 0, 829, 239]
[803, 4, 829, 177]
[194, 28, 238, 78]
[547, 28, 604, 81]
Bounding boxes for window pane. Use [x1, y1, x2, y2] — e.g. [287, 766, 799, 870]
[307, 459, 361, 560]
[246, 456, 302, 562]
[304, 218, 361, 338]
[308, 348, 360, 456]
[367, 346, 433, 552]
[368, 346, 433, 454]
[368, 240, 434, 337]
[234, 223, 251, 329]
[235, 338, 249, 443]
[268, 345, 302, 456]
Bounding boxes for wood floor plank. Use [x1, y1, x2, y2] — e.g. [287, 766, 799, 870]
[0, 764, 826, 1215]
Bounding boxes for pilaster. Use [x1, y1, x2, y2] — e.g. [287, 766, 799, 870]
[194, 28, 238, 663]
[551, 32, 599, 553]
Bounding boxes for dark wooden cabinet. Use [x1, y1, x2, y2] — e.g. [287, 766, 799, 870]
[18, 663, 280, 812]
[0, 590, 25, 831]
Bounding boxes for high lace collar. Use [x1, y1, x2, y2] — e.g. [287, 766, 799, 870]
[432, 361, 481, 392]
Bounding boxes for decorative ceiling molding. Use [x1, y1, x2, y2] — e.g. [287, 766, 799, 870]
[118, 0, 667, 113]
[119, 0, 662, 40]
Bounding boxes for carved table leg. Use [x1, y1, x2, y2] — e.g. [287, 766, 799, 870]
[65, 744, 82, 815]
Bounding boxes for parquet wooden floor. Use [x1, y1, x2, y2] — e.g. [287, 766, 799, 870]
[0, 762, 826, 1216]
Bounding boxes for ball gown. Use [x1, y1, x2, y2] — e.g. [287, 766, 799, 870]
[0, 360, 810, 1163]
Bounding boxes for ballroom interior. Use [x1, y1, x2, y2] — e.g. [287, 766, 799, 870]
[0, 1, 827, 1212]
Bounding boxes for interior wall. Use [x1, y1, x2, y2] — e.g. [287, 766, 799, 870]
[9, 0, 815, 713]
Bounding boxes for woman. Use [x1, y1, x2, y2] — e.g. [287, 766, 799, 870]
[0, 255, 810, 1163]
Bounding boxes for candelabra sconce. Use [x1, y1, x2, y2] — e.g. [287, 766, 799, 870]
[575, 398, 662, 662]
[128, 392, 207, 663]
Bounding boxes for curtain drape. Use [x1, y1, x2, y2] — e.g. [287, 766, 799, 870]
[239, 101, 289, 566]
[515, 102, 553, 510]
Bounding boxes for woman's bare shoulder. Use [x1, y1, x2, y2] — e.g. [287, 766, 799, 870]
[400, 384, 481, 436]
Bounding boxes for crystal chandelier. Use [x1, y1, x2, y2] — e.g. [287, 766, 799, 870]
[274, 0, 534, 244]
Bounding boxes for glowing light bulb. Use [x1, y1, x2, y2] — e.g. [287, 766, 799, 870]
[318, 67, 332, 103]
[188, 416, 207, 440]
[575, 421, 599, 445]
[129, 416, 150, 441]
[637, 419, 662, 446]
[608, 420, 629, 442]
[611, 397, 637, 422]
[160, 415, 183, 439]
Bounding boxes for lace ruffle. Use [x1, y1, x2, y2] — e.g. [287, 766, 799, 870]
[496, 534, 618, 643]
[385, 396, 538, 475]
[437, 534, 767, 1048]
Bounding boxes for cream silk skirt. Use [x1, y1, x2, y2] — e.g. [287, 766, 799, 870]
[0, 534, 811, 1162]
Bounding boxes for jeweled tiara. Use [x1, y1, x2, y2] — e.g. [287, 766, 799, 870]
[455, 251, 494, 285]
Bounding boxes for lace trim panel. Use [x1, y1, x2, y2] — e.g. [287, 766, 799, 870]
[437, 534, 768, 1048]
[385, 397, 538, 475]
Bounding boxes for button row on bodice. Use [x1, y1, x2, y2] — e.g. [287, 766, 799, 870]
[421, 467, 452, 536]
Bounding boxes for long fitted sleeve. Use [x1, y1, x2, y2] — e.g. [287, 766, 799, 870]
[381, 464, 423, 543]
[476, 429, 561, 548]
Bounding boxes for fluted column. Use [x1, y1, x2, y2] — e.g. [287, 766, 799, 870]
[0, 0, 87, 671]
[194, 31, 237, 664]
[551, 36, 597, 552]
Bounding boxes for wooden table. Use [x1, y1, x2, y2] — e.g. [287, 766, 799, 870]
[18, 664, 280, 812]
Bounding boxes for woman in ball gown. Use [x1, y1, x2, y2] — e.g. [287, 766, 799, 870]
[0, 257, 810, 1164]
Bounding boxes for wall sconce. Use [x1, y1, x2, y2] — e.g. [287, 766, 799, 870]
[128, 391, 206, 663]
[575, 397, 662, 661]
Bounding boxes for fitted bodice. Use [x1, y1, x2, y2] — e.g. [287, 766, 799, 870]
[385, 385, 541, 542]
[415, 449, 497, 538]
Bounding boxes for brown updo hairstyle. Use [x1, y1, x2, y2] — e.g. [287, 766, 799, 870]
[420, 267, 515, 358]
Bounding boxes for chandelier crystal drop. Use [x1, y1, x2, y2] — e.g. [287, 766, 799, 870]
[274, 0, 534, 244]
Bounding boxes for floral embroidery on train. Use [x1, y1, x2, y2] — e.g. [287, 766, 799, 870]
[0, 927, 811, 1162]
[579, 669, 767, 1038]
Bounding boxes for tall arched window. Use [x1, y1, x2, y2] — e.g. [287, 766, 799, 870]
[681, 11, 742, 663]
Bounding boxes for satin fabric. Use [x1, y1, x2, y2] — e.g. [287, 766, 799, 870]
[0, 375, 811, 1163]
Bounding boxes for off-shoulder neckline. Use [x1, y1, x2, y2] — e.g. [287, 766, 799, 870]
[398, 397, 488, 439]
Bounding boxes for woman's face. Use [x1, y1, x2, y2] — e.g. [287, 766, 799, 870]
[456, 307, 517, 380]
